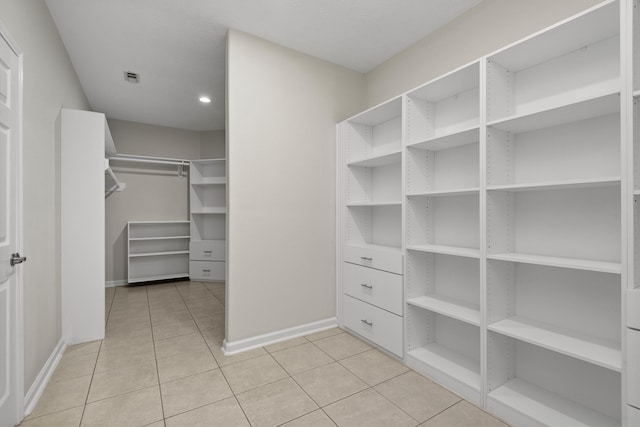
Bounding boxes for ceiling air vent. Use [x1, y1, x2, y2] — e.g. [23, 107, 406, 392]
[123, 71, 140, 83]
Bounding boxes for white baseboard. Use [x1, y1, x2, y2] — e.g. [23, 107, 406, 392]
[105, 280, 127, 288]
[23, 338, 66, 417]
[222, 317, 337, 355]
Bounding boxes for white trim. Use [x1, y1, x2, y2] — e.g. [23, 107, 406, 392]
[105, 280, 128, 288]
[222, 317, 337, 355]
[23, 338, 66, 417]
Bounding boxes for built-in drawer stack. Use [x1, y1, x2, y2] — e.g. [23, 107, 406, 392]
[338, 97, 404, 358]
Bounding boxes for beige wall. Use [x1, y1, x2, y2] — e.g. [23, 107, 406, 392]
[105, 119, 207, 282]
[226, 29, 365, 342]
[366, 0, 604, 107]
[201, 130, 226, 159]
[0, 1, 90, 390]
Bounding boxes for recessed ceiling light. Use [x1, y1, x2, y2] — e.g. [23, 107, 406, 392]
[199, 96, 211, 103]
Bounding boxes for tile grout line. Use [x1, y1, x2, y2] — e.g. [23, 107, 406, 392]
[146, 284, 167, 425]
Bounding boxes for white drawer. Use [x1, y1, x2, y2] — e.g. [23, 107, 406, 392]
[628, 288, 640, 330]
[343, 295, 403, 357]
[628, 405, 640, 426]
[344, 244, 403, 274]
[344, 262, 403, 316]
[629, 329, 640, 409]
[190, 240, 225, 261]
[190, 260, 225, 281]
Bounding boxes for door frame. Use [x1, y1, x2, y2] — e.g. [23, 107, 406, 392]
[0, 19, 24, 425]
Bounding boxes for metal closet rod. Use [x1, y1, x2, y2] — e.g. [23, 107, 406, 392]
[109, 153, 189, 166]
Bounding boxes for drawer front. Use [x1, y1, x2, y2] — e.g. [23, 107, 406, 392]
[190, 260, 225, 281]
[343, 295, 403, 357]
[629, 329, 640, 409]
[190, 240, 226, 261]
[344, 262, 403, 315]
[344, 245, 403, 274]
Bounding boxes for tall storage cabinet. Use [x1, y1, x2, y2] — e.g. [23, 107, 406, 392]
[337, 1, 634, 425]
[189, 159, 226, 281]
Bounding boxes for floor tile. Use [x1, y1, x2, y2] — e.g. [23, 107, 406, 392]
[164, 397, 249, 427]
[50, 351, 98, 383]
[340, 349, 408, 386]
[293, 362, 367, 407]
[304, 327, 344, 342]
[106, 315, 151, 331]
[94, 340, 155, 373]
[63, 340, 101, 358]
[149, 309, 193, 327]
[375, 371, 460, 423]
[105, 322, 152, 340]
[271, 342, 333, 375]
[188, 301, 225, 318]
[281, 409, 337, 426]
[28, 375, 91, 418]
[152, 318, 199, 340]
[313, 332, 371, 360]
[160, 369, 232, 417]
[20, 406, 83, 426]
[420, 401, 508, 427]
[264, 336, 308, 353]
[203, 282, 225, 293]
[202, 328, 268, 367]
[157, 349, 217, 383]
[236, 378, 318, 427]
[88, 360, 158, 402]
[81, 386, 163, 427]
[101, 331, 153, 352]
[221, 354, 288, 394]
[324, 389, 416, 427]
[192, 313, 225, 331]
[154, 332, 208, 360]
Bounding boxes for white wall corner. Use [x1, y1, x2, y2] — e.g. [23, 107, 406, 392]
[222, 318, 338, 355]
[23, 338, 66, 417]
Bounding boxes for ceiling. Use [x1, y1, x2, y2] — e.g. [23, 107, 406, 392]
[46, 0, 481, 131]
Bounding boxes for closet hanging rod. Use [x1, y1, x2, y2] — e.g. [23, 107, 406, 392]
[109, 154, 189, 166]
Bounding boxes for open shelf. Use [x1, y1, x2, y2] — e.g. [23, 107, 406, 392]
[346, 201, 402, 207]
[408, 344, 481, 391]
[407, 244, 480, 259]
[489, 378, 619, 427]
[407, 126, 479, 152]
[487, 176, 620, 192]
[408, 295, 480, 326]
[191, 208, 227, 215]
[191, 178, 226, 186]
[407, 188, 479, 197]
[347, 150, 402, 168]
[487, 252, 620, 274]
[129, 235, 190, 241]
[489, 316, 621, 372]
[129, 250, 189, 258]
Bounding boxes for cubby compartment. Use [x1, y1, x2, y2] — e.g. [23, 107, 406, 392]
[190, 158, 226, 184]
[128, 221, 190, 239]
[487, 260, 621, 371]
[128, 251, 189, 283]
[191, 184, 226, 212]
[406, 61, 480, 145]
[406, 142, 479, 195]
[486, 1, 619, 125]
[191, 212, 226, 241]
[406, 306, 481, 403]
[345, 205, 401, 249]
[487, 113, 620, 189]
[344, 97, 402, 163]
[406, 250, 480, 325]
[346, 162, 401, 205]
[487, 335, 621, 426]
[487, 187, 621, 273]
[406, 193, 479, 257]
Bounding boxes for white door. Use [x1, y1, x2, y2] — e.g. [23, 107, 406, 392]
[0, 26, 23, 427]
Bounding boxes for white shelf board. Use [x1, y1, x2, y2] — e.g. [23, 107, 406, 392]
[408, 61, 479, 102]
[346, 242, 403, 254]
[347, 201, 402, 207]
[191, 178, 226, 185]
[407, 244, 480, 259]
[489, 378, 619, 427]
[128, 273, 190, 284]
[487, 177, 620, 192]
[407, 188, 479, 197]
[407, 295, 480, 326]
[634, 189, 640, 196]
[487, 91, 620, 134]
[407, 126, 479, 151]
[191, 158, 225, 165]
[634, 89, 640, 98]
[347, 97, 402, 126]
[487, 252, 621, 274]
[129, 220, 190, 225]
[129, 235, 190, 241]
[129, 250, 190, 258]
[488, 316, 621, 372]
[347, 150, 401, 168]
[408, 344, 481, 391]
[487, 0, 618, 72]
[191, 208, 227, 215]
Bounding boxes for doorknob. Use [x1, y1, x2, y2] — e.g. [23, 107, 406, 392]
[10, 253, 26, 266]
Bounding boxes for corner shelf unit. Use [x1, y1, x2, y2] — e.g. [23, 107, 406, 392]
[189, 159, 226, 281]
[127, 221, 190, 283]
[337, 1, 634, 425]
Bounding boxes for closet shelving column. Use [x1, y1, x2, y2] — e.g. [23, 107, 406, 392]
[338, 97, 404, 357]
[189, 159, 226, 281]
[403, 61, 482, 404]
[127, 221, 191, 283]
[484, 1, 623, 425]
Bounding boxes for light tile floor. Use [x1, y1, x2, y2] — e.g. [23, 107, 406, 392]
[20, 281, 509, 427]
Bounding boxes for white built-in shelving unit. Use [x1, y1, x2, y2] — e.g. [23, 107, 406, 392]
[337, 1, 636, 425]
[189, 159, 226, 281]
[127, 221, 190, 283]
